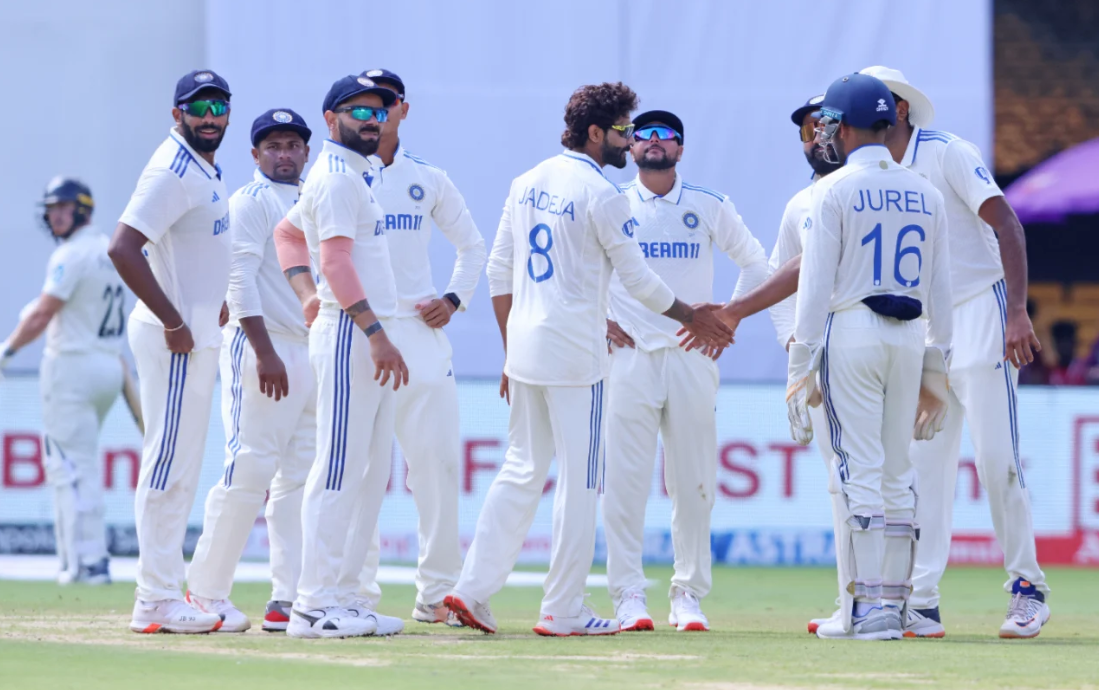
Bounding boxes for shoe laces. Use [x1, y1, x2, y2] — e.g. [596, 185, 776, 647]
[1006, 593, 1037, 620]
[674, 589, 702, 615]
[618, 590, 647, 614]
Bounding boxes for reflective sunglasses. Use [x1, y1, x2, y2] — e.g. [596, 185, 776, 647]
[334, 105, 389, 122]
[633, 125, 682, 142]
[799, 119, 819, 143]
[179, 99, 230, 118]
[609, 123, 636, 138]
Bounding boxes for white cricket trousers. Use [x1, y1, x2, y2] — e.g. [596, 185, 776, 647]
[129, 318, 219, 602]
[187, 328, 316, 602]
[819, 307, 923, 609]
[455, 379, 606, 618]
[604, 345, 718, 605]
[359, 315, 461, 607]
[40, 351, 122, 575]
[910, 280, 1047, 608]
[294, 309, 395, 611]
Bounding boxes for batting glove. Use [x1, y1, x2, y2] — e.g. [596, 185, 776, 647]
[786, 342, 822, 446]
[914, 346, 950, 441]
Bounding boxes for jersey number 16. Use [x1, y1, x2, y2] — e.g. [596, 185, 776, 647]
[861, 223, 925, 288]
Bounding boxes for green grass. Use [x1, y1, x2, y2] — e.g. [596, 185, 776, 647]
[1, 566, 1096, 689]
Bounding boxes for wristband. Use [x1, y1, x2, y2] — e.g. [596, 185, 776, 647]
[164, 321, 186, 332]
[444, 292, 461, 310]
[363, 321, 383, 338]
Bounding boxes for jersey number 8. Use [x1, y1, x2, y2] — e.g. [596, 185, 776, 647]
[861, 223, 925, 288]
[527, 223, 554, 283]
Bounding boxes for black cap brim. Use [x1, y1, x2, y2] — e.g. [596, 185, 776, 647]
[176, 85, 232, 105]
[790, 105, 819, 126]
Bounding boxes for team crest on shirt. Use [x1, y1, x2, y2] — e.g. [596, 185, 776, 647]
[408, 184, 425, 201]
[365, 70, 384, 78]
[802, 216, 812, 230]
[194, 72, 214, 83]
[683, 212, 700, 229]
[272, 111, 293, 123]
[975, 166, 991, 184]
[357, 76, 376, 87]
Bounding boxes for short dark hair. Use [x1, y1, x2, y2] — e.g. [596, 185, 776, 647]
[561, 82, 638, 149]
[870, 120, 891, 133]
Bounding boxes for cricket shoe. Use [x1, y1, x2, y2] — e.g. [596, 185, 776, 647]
[533, 604, 619, 637]
[808, 609, 841, 634]
[130, 598, 223, 634]
[904, 606, 946, 638]
[615, 590, 654, 632]
[262, 600, 292, 632]
[346, 599, 405, 636]
[286, 607, 376, 639]
[669, 587, 709, 632]
[186, 592, 251, 632]
[999, 579, 1051, 639]
[445, 592, 497, 634]
[413, 601, 464, 627]
[815, 605, 902, 641]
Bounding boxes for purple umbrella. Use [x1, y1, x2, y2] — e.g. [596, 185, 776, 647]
[1005, 137, 1099, 224]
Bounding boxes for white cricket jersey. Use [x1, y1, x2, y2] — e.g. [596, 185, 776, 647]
[369, 145, 486, 317]
[794, 144, 952, 351]
[609, 173, 768, 352]
[119, 128, 231, 350]
[40, 225, 126, 358]
[286, 139, 396, 316]
[486, 151, 675, 386]
[226, 169, 307, 339]
[900, 127, 1005, 306]
[768, 180, 817, 348]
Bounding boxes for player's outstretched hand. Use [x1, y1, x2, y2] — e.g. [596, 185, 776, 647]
[256, 350, 289, 401]
[499, 371, 510, 405]
[676, 303, 734, 351]
[417, 298, 456, 329]
[371, 333, 409, 391]
[164, 323, 194, 353]
[606, 319, 635, 350]
[302, 294, 320, 328]
[1005, 308, 1042, 369]
[219, 301, 230, 328]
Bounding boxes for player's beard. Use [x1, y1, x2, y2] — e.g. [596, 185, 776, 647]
[338, 120, 381, 158]
[806, 144, 842, 177]
[636, 145, 676, 170]
[601, 138, 631, 169]
[179, 118, 226, 153]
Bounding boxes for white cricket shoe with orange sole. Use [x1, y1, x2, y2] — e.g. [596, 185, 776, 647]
[669, 588, 709, 632]
[533, 604, 619, 637]
[130, 599, 223, 634]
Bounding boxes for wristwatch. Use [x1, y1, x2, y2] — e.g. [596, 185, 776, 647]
[444, 292, 461, 310]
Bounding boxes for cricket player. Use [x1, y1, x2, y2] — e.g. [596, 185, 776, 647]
[603, 110, 768, 633]
[446, 83, 734, 636]
[859, 65, 1050, 639]
[273, 75, 407, 639]
[184, 109, 315, 633]
[354, 69, 485, 626]
[109, 69, 232, 634]
[0, 179, 123, 586]
[791, 73, 952, 640]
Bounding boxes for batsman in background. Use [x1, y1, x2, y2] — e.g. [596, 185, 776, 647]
[603, 109, 768, 633]
[447, 83, 734, 636]
[791, 73, 952, 640]
[355, 69, 485, 627]
[860, 65, 1050, 639]
[185, 109, 316, 633]
[0, 178, 125, 586]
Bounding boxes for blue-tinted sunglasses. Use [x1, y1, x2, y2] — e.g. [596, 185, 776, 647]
[633, 125, 681, 142]
[334, 105, 389, 123]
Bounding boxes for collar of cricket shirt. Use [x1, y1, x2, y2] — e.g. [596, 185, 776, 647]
[630, 171, 683, 204]
[845, 143, 892, 166]
[322, 138, 375, 178]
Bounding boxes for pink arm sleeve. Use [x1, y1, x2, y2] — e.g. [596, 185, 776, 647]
[318, 236, 367, 309]
[274, 218, 310, 271]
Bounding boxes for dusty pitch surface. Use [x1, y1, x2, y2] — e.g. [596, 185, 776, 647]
[0, 566, 1096, 689]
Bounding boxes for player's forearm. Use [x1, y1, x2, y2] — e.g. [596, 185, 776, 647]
[4, 311, 52, 353]
[238, 316, 278, 357]
[981, 198, 1029, 315]
[726, 254, 800, 321]
[446, 239, 487, 309]
[491, 294, 512, 351]
[662, 298, 696, 325]
[108, 224, 183, 327]
[284, 269, 318, 306]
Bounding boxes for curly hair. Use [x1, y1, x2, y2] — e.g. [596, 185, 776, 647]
[561, 82, 638, 149]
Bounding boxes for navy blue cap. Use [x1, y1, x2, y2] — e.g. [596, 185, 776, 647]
[251, 108, 312, 148]
[322, 75, 398, 114]
[175, 69, 231, 105]
[819, 74, 896, 129]
[360, 69, 405, 98]
[633, 110, 684, 141]
[790, 94, 825, 126]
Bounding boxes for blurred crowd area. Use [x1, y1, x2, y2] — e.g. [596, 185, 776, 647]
[996, 0, 1099, 384]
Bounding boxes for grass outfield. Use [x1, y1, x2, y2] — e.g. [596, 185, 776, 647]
[0, 566, 1096, 689]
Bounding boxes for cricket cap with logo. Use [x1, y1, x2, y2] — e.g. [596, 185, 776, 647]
[632, 110, 684, 142]
[322, 75, 398, 114]
[251, 108, 312, 147]
[361, 69, 405, 99]
[790, 94, 825, 126]
[174, 69, 231, 105]
[858, 65, 935, 128]
[817, 73, 896, 129]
